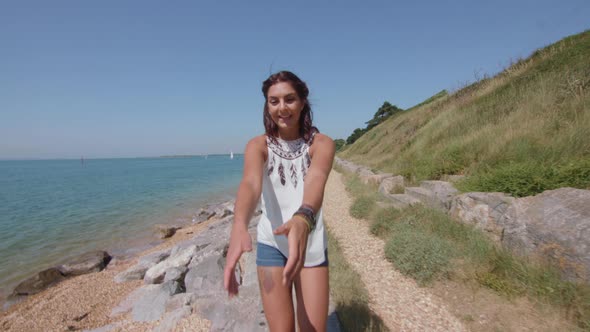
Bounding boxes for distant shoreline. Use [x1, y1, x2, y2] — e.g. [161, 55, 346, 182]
[158, 154, 242, 158]
[0, 154, 243, 161]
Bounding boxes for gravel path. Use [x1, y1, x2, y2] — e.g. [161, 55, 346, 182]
[324, 170, 466, 332]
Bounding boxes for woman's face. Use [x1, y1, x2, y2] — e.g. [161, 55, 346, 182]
[267, 82, 304, 136]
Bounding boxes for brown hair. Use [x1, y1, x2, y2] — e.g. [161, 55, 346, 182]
[262, 71, 318, 142]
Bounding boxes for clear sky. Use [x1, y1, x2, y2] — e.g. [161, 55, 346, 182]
[1, 1, 588, 159]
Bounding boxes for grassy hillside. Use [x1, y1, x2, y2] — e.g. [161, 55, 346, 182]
[339, 30, 590, 197]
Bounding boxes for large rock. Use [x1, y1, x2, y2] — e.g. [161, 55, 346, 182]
[213, 201, 235, 219]
[189, 250, 267, 332]
[132, 281, 183, 322]
[153, 306, 193, 332]
[420, 180, 459, 211]
[139, 250, 171, 266]
[193, 200, 235, 224]
[334, 157, 360, 173]
[193, 209, 215, 223]
[57, 251, 112, 276]
[144, 245, 198, 284]
[112, 281, 182, 322]
[383, 193, 422, 210]
[184, 254, 225, 297]
[115, 250, 172, 283]
[114, 264, 150, 283]
[365, 173, 394, 186]
[500, 188, 590, 281]
[357, 168, 375, 184]
[450, 192, 515, 243]
[166, 293, 196, 312]
[163, 266, 188, 284]
[12, 267, 65, 296]
[155, 224, 181, 239]
[379, 175, 405, 195]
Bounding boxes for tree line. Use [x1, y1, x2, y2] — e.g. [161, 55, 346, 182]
[334, 101, 404, 151]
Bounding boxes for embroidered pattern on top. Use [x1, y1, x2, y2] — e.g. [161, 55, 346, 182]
[267, 136, 306, 160]
[266, 136, 313, 188]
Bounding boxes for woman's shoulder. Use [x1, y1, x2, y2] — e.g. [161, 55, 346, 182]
[311, 133, 334, 147]
[247, 134, 268, 147]
[309, 133, 335, 156]
[244, 135, 268, 158]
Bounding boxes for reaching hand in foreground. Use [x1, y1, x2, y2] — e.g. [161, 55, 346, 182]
[273, 217, 310, 286]
[224, 225, 252, 298]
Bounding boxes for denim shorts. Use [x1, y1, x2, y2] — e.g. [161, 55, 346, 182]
[256, 242, 329, 267]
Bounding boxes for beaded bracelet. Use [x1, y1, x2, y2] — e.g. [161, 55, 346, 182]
[294, 204, 316, 230]
[292, 214, 312, 234]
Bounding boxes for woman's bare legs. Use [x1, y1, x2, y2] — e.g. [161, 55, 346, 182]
[294, 266, 329, 332]
[258, 266, 295, 332]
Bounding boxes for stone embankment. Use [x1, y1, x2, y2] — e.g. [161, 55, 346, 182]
[335, 157, 590, 282]
[96, 201, 341, 332]
[4, 200, 342, 331]
[104, 212, 268, 332]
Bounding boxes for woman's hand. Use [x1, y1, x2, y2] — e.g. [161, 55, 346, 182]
[224, 225, 252, 298]
[273, 217, 309, 286]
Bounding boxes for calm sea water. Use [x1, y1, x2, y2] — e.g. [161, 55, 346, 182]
[0, 155, 243, 302]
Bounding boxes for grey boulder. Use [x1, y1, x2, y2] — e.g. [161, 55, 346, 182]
[450, 192, 514, 243]
[57, 251, 112, 276]
[500, 188, 590, 281]
[144, 245, 198, 284]
[12, 267, 65, 296]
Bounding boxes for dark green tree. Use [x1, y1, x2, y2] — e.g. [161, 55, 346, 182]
[334, 139, 346, 151]
[346, 128, 367, 145]
[365, 102, 403, 130]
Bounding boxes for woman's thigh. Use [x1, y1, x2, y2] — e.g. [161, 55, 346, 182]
[294, 266, 329, 332]
[257, 266, 295, 331]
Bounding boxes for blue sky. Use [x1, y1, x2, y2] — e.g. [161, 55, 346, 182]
[1, 1, 588, 159]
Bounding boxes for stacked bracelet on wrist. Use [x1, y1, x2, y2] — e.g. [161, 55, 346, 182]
[293, 214, 312, 233]
[293, 204, 316, 231]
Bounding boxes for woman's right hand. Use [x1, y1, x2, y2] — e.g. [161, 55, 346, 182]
[223, 224, 252, 298]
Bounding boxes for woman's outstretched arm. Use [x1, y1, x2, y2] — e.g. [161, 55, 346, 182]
[273, 133, 335, 285]
[224, 135, 266, 297]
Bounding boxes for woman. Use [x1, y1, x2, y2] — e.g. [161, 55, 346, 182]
[223, 71, 335, 331]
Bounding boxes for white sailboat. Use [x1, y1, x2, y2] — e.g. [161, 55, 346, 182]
[230, 150, 234, 159]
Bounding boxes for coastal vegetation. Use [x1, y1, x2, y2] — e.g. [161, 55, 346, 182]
[339, 30, 590, 197]
[337, 168, 590, 329]
[334, 30, 590, 329]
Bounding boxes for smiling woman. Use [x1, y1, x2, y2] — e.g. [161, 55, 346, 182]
[224, 71, 335, 332]
[262, 71, 317, 143]
[267, 83, 304, 137]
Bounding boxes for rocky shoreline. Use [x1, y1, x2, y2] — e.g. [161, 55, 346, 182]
[0, 200, 270, 331]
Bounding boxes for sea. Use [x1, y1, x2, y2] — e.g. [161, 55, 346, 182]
[0, 155, 243, 308]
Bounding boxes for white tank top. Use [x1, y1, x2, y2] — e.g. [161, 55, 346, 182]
[257, 134, 327, 267]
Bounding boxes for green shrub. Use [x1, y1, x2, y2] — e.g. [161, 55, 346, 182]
[350, 195, 376, 219]
[458, 159, 590, 197]
[344, 173, 375, 197]
[555, 159, 590, 189]
[384, 223, 455, 285]
[371, 205, 590, 328]
[370, 207, 401, 236]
